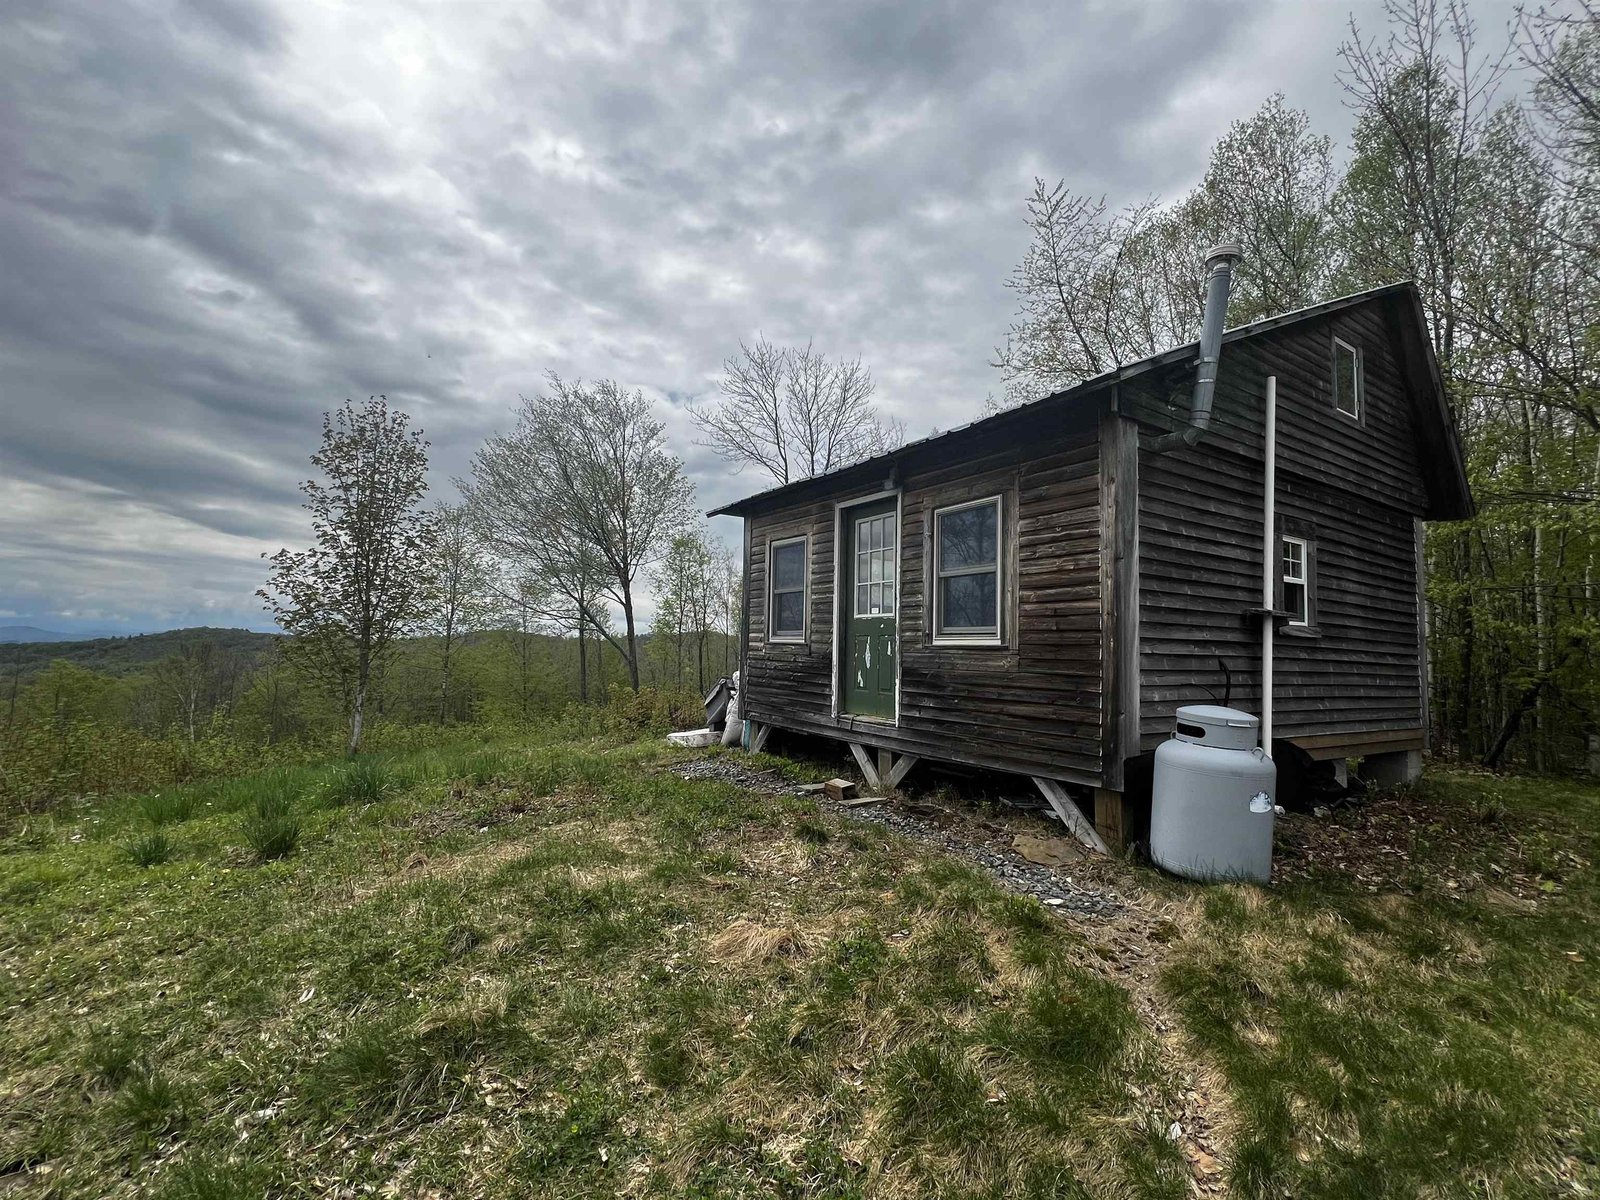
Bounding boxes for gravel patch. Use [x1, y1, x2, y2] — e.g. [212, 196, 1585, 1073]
[670, 754, 1125, 920]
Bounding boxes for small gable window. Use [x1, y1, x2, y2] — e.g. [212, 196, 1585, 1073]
[934, 497, 1002, 640]
[1281, 535, 1311, 627]
[768, 537, 807, 642]
[1333, 338, 1362, 420]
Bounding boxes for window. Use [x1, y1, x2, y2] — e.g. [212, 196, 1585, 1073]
[1281, 536, 1310, 626]
[1333, 338, 1362, 420]
[934, 497, 1002, 639]
[768, 537, 806, 641]
[853, 513, 896, 617]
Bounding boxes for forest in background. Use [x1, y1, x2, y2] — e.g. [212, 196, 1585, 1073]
[995, 0, 1600, 774]
[1, 623, 737, 813]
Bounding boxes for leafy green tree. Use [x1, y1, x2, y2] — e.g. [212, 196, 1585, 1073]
[259, 398, 436, 755]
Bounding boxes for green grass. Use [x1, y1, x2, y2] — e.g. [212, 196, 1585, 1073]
[237, 780, 301, 861]
[125, 830, 176, 867]
[138, 790, 199, 827]
[321, 758, 395, 808]
[1155, 770, 1600, 1199]
[2, 744, 1597, 1197]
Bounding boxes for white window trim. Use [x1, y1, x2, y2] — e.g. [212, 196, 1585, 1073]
[851, 512, 897, 619]
[1282, 534, 1310, 627]
[767, 535, 808, 644]
[932, 495, 1004, 645]
[1333, 337, 1362, 421]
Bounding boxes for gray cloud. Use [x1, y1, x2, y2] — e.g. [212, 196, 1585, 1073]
[0, 0, 1520, 634]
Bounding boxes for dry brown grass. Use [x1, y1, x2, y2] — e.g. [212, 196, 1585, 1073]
[708, 918, 811, 965]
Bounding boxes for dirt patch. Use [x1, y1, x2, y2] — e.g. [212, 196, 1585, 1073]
[405, 785, 565, 839]
[1270, 785, 1579, 903]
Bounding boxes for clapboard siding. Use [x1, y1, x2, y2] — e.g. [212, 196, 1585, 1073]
[724, 285, 1464, 791]
[1135, 306, 1429, 757]
[743, 415, 1106, 785]
[1122, 305, 1429, 514]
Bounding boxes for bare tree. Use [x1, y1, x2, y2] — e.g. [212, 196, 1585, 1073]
[1189, 94, 1337, 320]
[1335, 0, 1510, 367]
[500, 550, 609, 704]
[690, 338, 903, 485]
[466, 375, 695, 691]
[424, 502, 492, 723]
[151, 641, 212, 742]
[1517, 1, 1600, 178]
[650, 530, 720, 692]
[992, 184, 1205, 401]
[995, 96, 1339, 404]
[259, 398, 436, 755]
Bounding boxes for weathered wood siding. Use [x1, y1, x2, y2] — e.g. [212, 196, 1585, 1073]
[743, 413, 1107, 785]
[1129, 299, 1429, 757]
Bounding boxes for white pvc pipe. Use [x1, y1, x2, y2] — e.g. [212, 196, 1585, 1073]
[1262, 376, 1276, 751]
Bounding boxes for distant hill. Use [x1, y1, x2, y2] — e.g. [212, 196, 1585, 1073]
[1, 627, 280, 678]
[0, 626, 109, 643]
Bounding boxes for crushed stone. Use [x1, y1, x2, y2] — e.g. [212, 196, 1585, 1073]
[669, 755, 1124, 919]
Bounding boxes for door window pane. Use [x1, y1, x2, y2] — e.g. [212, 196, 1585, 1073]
[853, 512, 896, 617]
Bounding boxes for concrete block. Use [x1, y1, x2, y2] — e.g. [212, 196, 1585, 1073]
[1364, 748, 1422, 787]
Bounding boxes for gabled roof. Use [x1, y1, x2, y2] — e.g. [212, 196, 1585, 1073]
[708, 281, 1473, 521]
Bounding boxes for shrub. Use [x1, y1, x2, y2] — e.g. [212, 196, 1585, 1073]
[127, 831, 175, 868]
[569, 684, 705, 737]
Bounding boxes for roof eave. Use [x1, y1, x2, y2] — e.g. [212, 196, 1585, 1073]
[708, 280, 1466, 520]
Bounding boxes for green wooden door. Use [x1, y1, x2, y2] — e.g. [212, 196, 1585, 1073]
[841, 497, 898, 720]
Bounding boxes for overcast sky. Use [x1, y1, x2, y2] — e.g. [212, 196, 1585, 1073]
[0, 0, 1521, 635]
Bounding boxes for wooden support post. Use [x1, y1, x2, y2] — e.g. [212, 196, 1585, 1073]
[848, 742, 882, 790]
[883, 754, 919, 791]
[749, 723, 772, 754]
[1031, 777, 1109, 855]
[877, 748, 893, 786]
[1093, 788, 1130, 854]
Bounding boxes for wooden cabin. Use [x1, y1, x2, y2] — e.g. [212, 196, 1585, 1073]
[709, 281, 1473, 849]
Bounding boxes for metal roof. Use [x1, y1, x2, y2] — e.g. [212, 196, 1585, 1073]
[707, 281, 1469, 519]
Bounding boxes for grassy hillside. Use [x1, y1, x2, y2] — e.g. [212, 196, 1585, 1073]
[1, 736, 1597, 1197]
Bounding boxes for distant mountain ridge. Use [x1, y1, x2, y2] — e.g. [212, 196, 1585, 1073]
[2, 627, 280, 677]
[0, 626, 113, 643]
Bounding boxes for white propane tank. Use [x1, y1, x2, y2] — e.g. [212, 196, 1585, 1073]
[1150, 705, 1276, 883]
